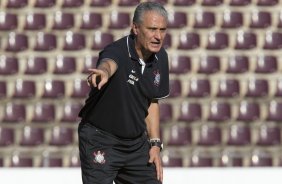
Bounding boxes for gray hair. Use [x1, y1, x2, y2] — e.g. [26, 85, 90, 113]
[133, 2, 168, 25]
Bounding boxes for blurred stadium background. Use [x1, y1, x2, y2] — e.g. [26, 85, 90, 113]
[1, 0, 282, 181]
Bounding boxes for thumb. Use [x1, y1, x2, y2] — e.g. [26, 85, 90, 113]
[148, 155, 154, 163]
[97, 73, 109, 90]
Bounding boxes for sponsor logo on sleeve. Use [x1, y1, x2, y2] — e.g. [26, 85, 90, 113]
[153, 70, 160, 87]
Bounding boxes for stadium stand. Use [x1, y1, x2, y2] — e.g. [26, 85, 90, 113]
[0, 0, 282, 169]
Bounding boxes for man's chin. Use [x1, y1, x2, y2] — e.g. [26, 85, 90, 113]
[150, 47, 161, 53]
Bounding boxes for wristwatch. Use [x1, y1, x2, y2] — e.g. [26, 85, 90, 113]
[149, 139, 163, 151]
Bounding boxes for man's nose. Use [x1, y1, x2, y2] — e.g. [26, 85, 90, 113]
[154, 30, 161, 40]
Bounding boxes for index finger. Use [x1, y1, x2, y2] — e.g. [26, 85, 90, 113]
[154, 156, 163, 182]
[88, 68, 104, 75]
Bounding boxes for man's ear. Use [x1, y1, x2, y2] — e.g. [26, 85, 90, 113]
[132, 23, 138, 35]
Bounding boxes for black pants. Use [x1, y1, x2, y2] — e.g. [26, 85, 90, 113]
[78, 122, 161, 184]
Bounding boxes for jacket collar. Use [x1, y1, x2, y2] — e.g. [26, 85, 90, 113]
[126, 34, 158, 65]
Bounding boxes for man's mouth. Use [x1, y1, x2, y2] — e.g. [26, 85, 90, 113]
[151, 42, 161, 46]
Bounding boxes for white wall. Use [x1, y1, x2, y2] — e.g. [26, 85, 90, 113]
[1, 168, 281, 184]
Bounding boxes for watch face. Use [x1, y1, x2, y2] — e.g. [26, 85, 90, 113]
[150, 141, 163, 151]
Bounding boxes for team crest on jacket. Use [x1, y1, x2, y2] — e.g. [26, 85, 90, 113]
[93, 150, 106, 164]
[153, 70, 160, 87]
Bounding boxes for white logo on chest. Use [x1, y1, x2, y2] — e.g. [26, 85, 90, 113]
[127, 71, 139, 85]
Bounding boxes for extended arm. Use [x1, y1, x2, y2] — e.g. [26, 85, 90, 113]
[87, 59, 117, 90]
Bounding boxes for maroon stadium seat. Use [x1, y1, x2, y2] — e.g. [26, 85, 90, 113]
[89, 0, 112, 6]
[3, 103, 26, 123]
[42, 80, 65, 98]
[13, 80, 36, 98]
[24, 13, 46, 30]
[167, 125, 192, 146]
[221, 11, 243, 28]
[178, 32, 200, 50]
[198, 56, 220, 74]
[11, 155, 33, 167]
[173, 0, 195, 6]
[5, 33, 28, 52]
[61, 0, 84, 8]
[25, 57, 47, 75]
[53, 56, 76, 74]
[41, 157, 63, 167]
[80, 12, 102, 30]
[19, 126, 44, 146]
[274, 79, 282, 97]
[0, 12, 18, 30]
[6, 0, 28, 8]
[256, 124, 281, 146]
[187, 79, 210, 97]
[52, 12, 74, 30]
[91, 32, 114, 50]
[226, 55, 249, 73]
[206, 32, 229, 50]
[194, 11, 215, 28]
[190, 153, 214, 167]
[162, 154, 183, 167]
[0, 56, 18, 75]
[167, 12, 187, 28]
[257, 0, 278, 6]
[118, 0, 140, 6]
[230, 0, 251, 6]
[169, 79, 182, 98]
[207, 101, 231, 122]
[34, 33, 57, 51]
[108, 12, 130, 29]
[197, 124, 222, 146]
[34, 0, 56, 7]
[71, 79, 90, 98]
[178, 102, 202, 122]
[266, 101, 282, 121]
[227, 124, 251, 146]
[216, 79, 240, 98]
[220, 150, 244, 167]
[202, 0, 223, 6]
[159, 103, 173, 123]
[31, 103, 55, 123]
[82, 55, 98, 73]
[60, 102, 83, 123]
[236, 101, 260, 121]
[245, 79, 269, 97]
[63, 32, 86, 51]
[169, 55, 191, 74]
[249, 11, 271, 29]
[255, 55, 277, 73]
[0, 127, 14, 146]
[0, 81, 7, 99]
[49, 126, 74, 146]
[40, 152, 64, 167]
[250, 150, 273, 167]
[235, 31, 257, 50]
[163, 33, 172, 49]
[263, 32, 282, 50]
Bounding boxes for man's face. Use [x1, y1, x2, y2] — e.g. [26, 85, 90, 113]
[133, 11, 167, 54]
